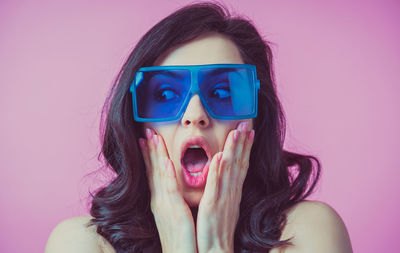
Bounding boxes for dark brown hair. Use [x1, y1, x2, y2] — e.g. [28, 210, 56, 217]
[89, 2, 321, 252]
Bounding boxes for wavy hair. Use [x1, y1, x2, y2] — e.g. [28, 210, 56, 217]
[89, 2, 321, 252]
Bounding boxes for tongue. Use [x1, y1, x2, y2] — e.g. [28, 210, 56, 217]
[183, 148, 208, 172]
[186, 162, 206, 172]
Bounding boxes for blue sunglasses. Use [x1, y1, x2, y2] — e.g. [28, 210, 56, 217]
[129, 64, 260, 122]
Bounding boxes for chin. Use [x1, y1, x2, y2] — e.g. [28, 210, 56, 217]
[183, 190, 204, 207]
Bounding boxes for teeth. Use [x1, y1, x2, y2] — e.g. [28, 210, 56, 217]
[189, 145, 201, 148]
[189, 171, 202, 177]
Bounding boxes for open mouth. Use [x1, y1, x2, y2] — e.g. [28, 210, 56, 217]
[180, 137, 212, 187]
[182, 145, 209, 176]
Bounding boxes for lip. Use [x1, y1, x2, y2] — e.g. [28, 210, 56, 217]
[180, 136, 212, 188]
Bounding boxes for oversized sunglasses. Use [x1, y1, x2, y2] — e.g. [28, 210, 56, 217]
[129, 64, 260, 122]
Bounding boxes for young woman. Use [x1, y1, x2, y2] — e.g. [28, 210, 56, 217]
[46, 3, 352, 253]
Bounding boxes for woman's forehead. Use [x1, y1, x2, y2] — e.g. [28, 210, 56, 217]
[154, 33, 244, 66]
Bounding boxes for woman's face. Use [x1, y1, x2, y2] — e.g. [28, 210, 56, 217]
[144, 33, 253, 207]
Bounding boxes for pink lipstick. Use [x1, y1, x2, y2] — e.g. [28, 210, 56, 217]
[180, 136, 212, 188]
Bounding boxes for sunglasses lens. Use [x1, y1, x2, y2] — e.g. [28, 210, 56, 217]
[134, 69, 191, 120]
[131, 65, 258, 121]
[199, 68, 256, 118]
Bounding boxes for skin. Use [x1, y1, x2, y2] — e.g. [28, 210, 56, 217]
[139, 33, 255, 253]
[45, 33, 353, 253]
[143, 32, 253, 207]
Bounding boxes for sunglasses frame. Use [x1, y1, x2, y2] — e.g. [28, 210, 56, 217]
[129, 64, 260, 122]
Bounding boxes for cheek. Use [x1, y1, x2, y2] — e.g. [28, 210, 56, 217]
[214, 119, 253, 148]
[213, 121, 237, 147]
[154, 127, 174, 143]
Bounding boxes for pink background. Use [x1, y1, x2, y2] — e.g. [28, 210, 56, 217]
[1, 0, 399, 252]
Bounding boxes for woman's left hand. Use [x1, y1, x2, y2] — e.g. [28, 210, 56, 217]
[196, 121, 255, 253]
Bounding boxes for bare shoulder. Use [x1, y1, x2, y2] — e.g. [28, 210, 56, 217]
[45, 216, 115, 253]
[271, 201, 353, 253]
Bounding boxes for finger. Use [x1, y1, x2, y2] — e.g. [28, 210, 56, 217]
[232, 122, 249, 169]
[152, 134, 174, 182]
[145, 128, 163, 188]
[139, 137, 152, 179]
[144, 128, 161, 197]
[217, 130, 235, 198]
[164, 158, 180, 196]
[150, 133, 181, 198]
[219, 130, 235, 172]
[201, 152, 223, 205]
[220, 121, 248, 181]
[162, 157, 188, 210]
[154, 133, 171, 167]
[239, 129, 255, 182]
[217, 122, 249, 200]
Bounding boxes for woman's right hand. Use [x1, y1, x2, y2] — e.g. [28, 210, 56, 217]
[139, 128, 197, 253]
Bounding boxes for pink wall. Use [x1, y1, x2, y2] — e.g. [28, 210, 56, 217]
[1, 0, 399, 252]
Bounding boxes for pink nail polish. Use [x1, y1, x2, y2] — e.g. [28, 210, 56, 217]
[233, 130, 239, 141]
[153, 135, 159, 146]
[242, 122, 249, 132]
[139, 138, 145, 149]
[237, 121, 248, 132]
[249, 130, 255, 140]
[146, 128, 152, 139]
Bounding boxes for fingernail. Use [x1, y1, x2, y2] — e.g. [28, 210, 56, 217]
[233, 130, 239, 141]
[146, 128, 152, 139]
[237, 122, 248, 132]
[139, 138, 146, 149]
[153, 135, 159, 146]
[249, 130, 255, 140]
[241, 122, 249, 132]
[217, 152, 223, 162]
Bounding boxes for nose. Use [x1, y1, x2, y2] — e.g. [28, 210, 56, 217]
[181, 94, 210, 128]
